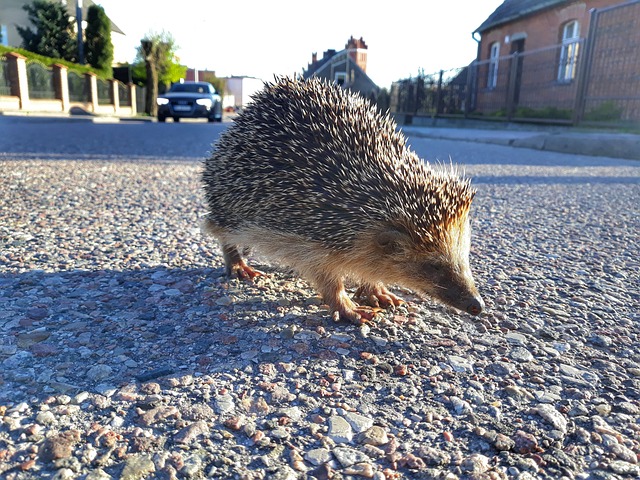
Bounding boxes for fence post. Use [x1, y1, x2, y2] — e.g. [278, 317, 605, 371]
[128, 83, 137, 116]
[506, 52, 519, 122]
[5, 52, 29, 110]
[52, 64, 69, 112]
[85, 72, 98, 113]
[572, 8, 600, 125]
[433, 69, 444, 126]
[465, 62, 475, 118]
[111, 79, 120, 115]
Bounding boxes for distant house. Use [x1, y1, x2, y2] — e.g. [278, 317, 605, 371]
[472, 0, 628, 117]
[223, 76, 263, 110]
[0, 0, 124, 50]
[303, 36, 379, 103]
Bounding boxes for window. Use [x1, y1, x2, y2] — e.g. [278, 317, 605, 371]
[0, 25, 7, 46]
[488, 42, 500, 89]
[558, 21, 580, 82]
[335, 72, 346, 86]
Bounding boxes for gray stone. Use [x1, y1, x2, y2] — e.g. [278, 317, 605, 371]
[510, 346, 534, 363]
[333, 446, 371, 468]
[506, 332, 527, 346]
[214, 394, 235, 414]
[120, 454, 155, 480]
[337, 409, 374, 434]
[86, 365, 113, 382]
[304, 448, 331, 466]
[536, 404, 567, 434]
[327, 415, 353, 444]
[448, 355, 473, 373]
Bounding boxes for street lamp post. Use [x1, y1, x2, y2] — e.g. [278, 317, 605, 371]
[76, 0, 84, 64]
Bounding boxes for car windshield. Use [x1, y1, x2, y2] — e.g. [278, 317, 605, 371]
[170, 83, 211, 94]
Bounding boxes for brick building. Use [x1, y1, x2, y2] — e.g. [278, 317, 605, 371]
[472, 0, 628, 117]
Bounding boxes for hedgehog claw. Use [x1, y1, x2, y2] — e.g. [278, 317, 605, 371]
[228, 261, 264, 281]
[355, 284, 405, 309]
[333, 305, 380, 324]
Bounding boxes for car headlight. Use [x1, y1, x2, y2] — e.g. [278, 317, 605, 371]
[156, 97, 169, 106]
[196, 98, 213, 108]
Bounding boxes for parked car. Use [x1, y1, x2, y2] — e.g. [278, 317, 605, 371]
[156, 81, 223, 123]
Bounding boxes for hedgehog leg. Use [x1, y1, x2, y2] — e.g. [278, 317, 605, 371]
[355, 283, 405, 309]
[222, 244, 264, 280]
[313, 273, 378, 323]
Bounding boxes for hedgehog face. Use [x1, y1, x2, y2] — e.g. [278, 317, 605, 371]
[375, 220, 484, 316]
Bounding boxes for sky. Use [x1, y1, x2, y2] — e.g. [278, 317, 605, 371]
[100, 0, 504, 89]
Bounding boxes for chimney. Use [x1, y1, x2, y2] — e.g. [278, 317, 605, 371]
[345, 36, 368, 73]
[311, 52, 317, 64]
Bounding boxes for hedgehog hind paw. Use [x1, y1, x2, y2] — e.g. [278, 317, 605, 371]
[227, 260, 264, 281]
[354, 283, 405, 309]
[222, 244, 264, 281]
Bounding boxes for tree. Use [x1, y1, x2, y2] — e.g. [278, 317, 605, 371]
[135, 32, 186, 90]
[84, 5, 113, 77]
[17, 0, 76, 62]
[140, 39, 159, 116]
[135, 32, 186, 115]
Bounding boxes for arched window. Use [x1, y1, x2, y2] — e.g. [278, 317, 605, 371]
[558, 20, 580, 82]
[488, 42, 500, 89]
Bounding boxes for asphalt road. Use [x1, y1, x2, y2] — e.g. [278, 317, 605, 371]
[1, 114, 637, 167]
[2, 115, 640, 478]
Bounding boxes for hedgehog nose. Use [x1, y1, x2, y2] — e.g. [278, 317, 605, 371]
[465, 296, 485, 316]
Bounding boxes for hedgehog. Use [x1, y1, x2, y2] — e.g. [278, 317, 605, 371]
[201, 77, 484, 322]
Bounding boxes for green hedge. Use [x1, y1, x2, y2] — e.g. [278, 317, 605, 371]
[0, 45, 108, 79]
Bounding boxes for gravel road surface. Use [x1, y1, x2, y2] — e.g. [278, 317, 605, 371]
[1, 119, 639, 479]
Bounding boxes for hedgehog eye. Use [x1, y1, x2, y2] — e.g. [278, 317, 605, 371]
[421, 262, 444, 276]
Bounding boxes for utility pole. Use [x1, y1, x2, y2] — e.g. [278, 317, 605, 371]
[76, 0, 84, 64]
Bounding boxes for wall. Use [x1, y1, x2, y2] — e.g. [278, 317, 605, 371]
[475, 0, 623, 115]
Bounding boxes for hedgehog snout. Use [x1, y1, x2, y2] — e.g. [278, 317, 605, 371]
[464, 295, 485, 316]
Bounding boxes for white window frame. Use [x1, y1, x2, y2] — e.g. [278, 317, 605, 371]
[488, 42, 500, 89]
[334, 72, 346, 86]
[558, 20, 580, 82]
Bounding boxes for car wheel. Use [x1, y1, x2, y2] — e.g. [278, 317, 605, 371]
[173, 117, 180, 123]
[208, 117, 215, 123]
[158, 115, 167, 123]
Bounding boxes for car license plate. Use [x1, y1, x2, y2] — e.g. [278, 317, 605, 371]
[173, 105, 191, 111]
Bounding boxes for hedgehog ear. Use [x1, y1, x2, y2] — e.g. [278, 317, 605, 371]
[376, 227, 410, 255]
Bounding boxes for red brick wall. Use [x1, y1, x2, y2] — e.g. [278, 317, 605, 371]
[475, 0, 623, 116]
[478, 0, 619, 61]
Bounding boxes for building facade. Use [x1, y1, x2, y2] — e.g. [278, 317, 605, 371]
[303, 36, 379, 103]
[473, 0, 627, 117]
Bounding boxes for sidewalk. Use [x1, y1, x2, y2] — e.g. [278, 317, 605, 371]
[402, 125, 640, 161]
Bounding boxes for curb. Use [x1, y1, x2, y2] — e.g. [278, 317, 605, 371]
[404, 128, 640, 161]
[0, 110, 154, 123]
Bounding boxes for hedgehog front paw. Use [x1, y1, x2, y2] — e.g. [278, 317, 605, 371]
[332, 304, 380, 324]
[354, 283, 405, 309]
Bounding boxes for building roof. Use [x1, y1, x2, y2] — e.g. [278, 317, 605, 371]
[474, 0, 569, 33]
[65, 0, 125, 35]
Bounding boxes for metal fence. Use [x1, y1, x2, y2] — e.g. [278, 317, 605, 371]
[0, 56, 10, 96]
[26, 61, 55, 100]
[136, 85, 147, 115]
[67, 71, 89, 103]
[118, 81, 130, 107]
[96, 78, 111, 105]
[391, 0, 640, 126]
[576, 0, 640, 123]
